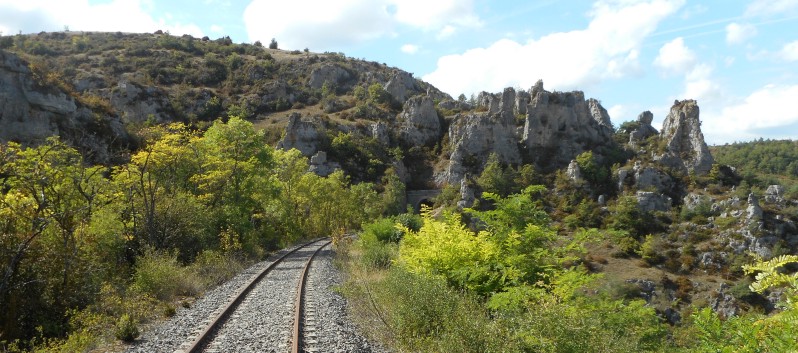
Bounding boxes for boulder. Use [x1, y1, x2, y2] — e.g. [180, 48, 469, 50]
[636, 191, 672, 212]
[654, 100, 714, 175]
[764, 184, 785, 203]
[710, 283, 740, 319]
[566, 160, 583, 183]
[110, 77, 173, 124]
[629, 111, 659, 146]
[457, 178, 476, 209]
[746, 193, 763, 222]
[308, 151, 341, 177]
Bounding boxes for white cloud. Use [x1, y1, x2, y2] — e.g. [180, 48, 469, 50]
[210, 24, 224, 34]
[745, 0, 798, 16]
[391, 0, 481, 30]
[781, 40, 798, 61]
[607, 104, 627, 121]
[0, 0, 202, 36]
[679, 64, 723, 107]
[423, 0, 685, 96]
[243, 0, 481, 50]
[653, 37, 697, 75]
[725, 22, 757, 45]
[702, 84, 798, 143]
[401, 44, 419, 54]
[243, 0, 391, 50]
[436, 25, 457, 40]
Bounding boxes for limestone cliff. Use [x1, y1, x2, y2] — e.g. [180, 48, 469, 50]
[276, 113, 321, 156]
[435, 88, 521, 184]
[0, 49, 131, 163]
[655, 100, 714, 175]
[397, 95, 441, 146]
[522, 81, 615, 169]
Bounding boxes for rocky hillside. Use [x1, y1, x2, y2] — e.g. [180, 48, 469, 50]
[2, 31, 797, 321]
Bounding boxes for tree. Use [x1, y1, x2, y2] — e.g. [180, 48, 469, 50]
[476, 153, 516, 196]
[269, 38, 278, 49]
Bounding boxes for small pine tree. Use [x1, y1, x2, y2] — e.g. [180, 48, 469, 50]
[269, 38, 278, 49]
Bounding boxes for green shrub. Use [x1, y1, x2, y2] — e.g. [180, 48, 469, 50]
[638, 235, 665, 265]
[114, 314, 139, 342]
[133, 250, 200, 301]
[362, 217, 403, 243]
[394, 213, 422, 233]
[189, 250, 245, 287]
[383, 269, 506, 352]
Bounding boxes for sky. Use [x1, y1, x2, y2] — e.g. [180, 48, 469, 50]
[1, 0, 798, 145]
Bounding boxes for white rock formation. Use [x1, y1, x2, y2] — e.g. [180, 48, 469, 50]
[655, 100, 714, 175]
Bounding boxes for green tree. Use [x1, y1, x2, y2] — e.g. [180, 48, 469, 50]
[476, 153, 515, 196]
[268, 38, 278, 49]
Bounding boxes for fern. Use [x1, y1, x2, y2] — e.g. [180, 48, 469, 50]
[742, 254, 798, 293]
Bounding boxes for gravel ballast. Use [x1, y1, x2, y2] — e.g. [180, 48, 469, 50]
[123, 241, 386, 352]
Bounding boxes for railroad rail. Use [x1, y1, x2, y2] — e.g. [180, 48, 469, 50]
[181, 238, 331, 353]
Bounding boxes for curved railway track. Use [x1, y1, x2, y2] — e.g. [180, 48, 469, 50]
[180, 238, 332, 353]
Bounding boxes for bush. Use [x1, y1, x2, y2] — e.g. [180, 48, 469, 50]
[360, 241, 397, 269]
[132, 250, 200, 301]
[362, 217, 403, 243]
[383, 269, 506, 352]
[114, 314, 139, 342]
[189, 250, 245, 287]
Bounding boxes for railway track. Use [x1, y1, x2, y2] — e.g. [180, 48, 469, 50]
[179, 238, 332, 353]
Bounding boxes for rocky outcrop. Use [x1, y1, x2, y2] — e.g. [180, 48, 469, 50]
[437, 111, 521, 184]
[397, 96, 441, 146]
[637, 191, 672, 212]
[277, 113, 321, 156]
[437, 99, 472, 112]
[618, 162, 674, 194]
[765, 185, 785, 204]
[522, 81, 615, 169]
[629, 111, 658, 146]
[0, 50, 130, 163]
[655, 100, 714, 175]
[710, 283, 740, 319]
[370, 122, 390, 144]
[746, 193, 763, 222]
[308, 63, 353, 90]
[110, 76, 173, 124]
[384, 70, 418, 103]
[566, 160, 583, 183]
[308, 151, 340, 177]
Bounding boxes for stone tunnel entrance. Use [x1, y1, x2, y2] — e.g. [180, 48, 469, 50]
[406, 190, 441, 213]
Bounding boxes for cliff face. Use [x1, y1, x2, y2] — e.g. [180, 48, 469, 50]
[1, 32, 717, 188]
[655, 100, 714, 175]
[523, 81, 615, 169]
[0, 49, 131, 163]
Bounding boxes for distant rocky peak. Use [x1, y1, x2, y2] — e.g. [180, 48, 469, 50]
[655, 99, 714, 175]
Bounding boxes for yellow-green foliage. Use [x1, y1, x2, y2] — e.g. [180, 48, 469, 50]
[0, 118, 381, 347]
[399, 212, 501, 293]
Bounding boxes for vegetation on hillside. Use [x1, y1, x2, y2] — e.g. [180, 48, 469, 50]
[0, 117, 394, 351]
[2, 31, 798, 352]
[712, 139, 798, 197]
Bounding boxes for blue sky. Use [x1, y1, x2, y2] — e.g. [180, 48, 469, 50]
[1, 0, 798, 144]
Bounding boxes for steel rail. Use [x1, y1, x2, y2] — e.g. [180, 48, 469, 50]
[183, 238, 327, 353]
[291, 240, 331, 353]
